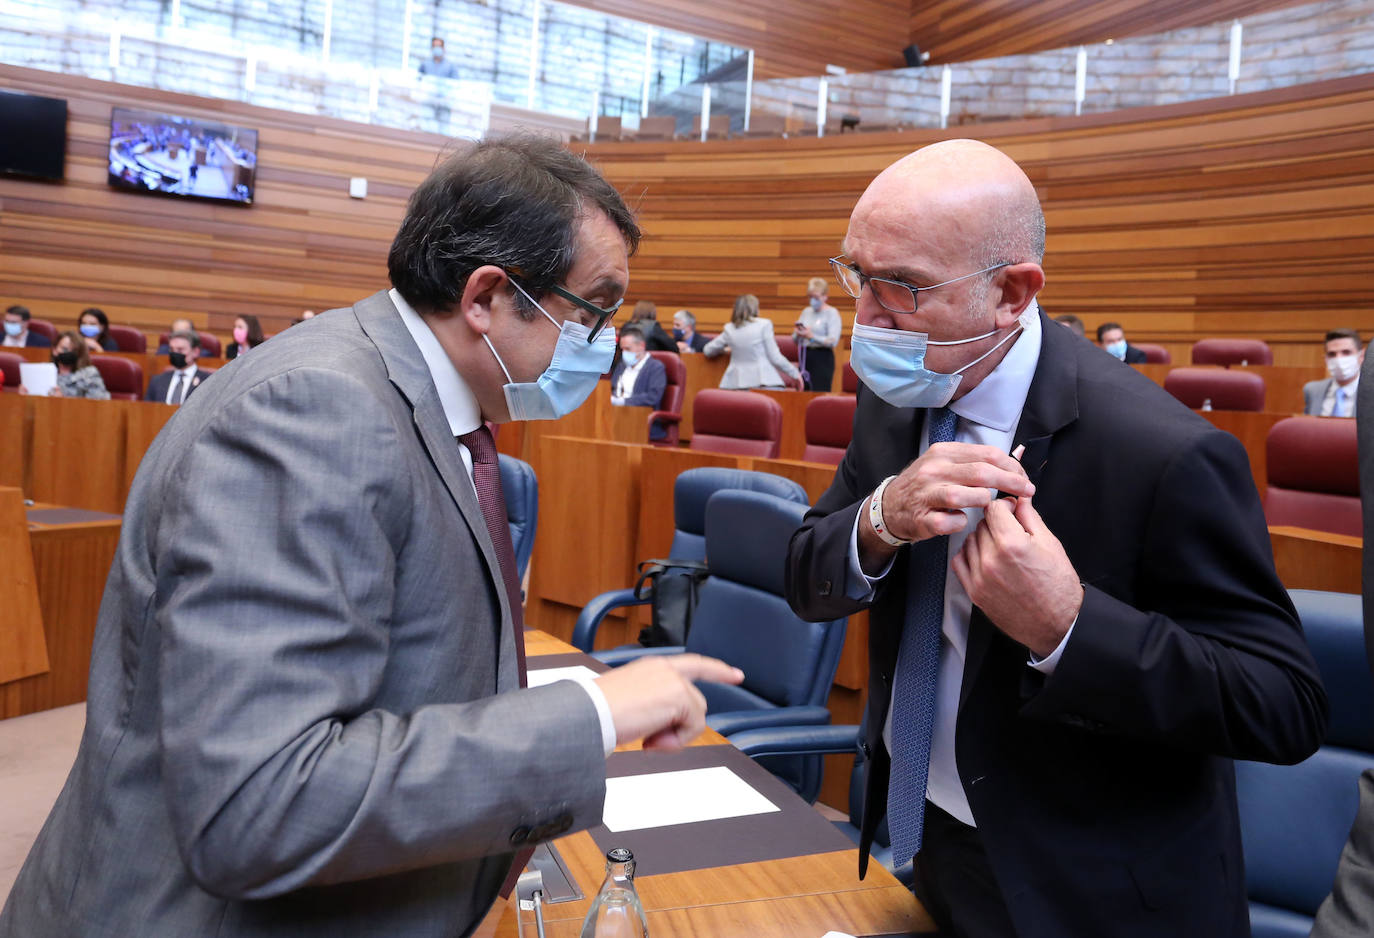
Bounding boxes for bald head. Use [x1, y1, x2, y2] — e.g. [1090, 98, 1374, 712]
[853, 139, 1045, 269]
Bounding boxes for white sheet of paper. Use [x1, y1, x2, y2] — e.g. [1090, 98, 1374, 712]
[526, 665, 601, 688]
[19, 362, 57, 397]
[602, 765, 780, 833]
[820, 932, 857, 938]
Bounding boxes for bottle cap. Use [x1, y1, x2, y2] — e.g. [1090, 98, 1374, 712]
[606, 847, 634, 864]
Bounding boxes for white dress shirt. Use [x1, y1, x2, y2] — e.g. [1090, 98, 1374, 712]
[845, 304, 1074, 826]
[2, 330, 29, 347]
[613, 354, 647, 401]
[391, 289, 617, 755]
[1321, 376, 1359, 417]
[164, 363, 200, 404]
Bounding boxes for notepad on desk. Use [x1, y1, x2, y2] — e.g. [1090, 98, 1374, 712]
[602, 765, 780, 833]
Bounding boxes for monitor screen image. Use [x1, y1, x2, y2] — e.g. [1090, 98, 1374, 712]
[0, 91, 67, 181]
[108, 107, 258, 205]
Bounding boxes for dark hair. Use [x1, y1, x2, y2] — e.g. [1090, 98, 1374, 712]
[620, 325, 646, 345]
[1325, 328, 1362, 349]
[237, 315, 266, 347]
[5, 304, 30, 321]
[80, 307, 110, 341]
[169, 329, 201, 350]
[387, 135, 640, 319]
[55, 330, 93, 371]
[1053, 313, 1085, 338]
[1096, 321, 1123, 342]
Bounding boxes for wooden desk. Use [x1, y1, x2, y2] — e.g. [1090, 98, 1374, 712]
[1198, 410, 1292, 494]
[0, 502, 121, 720]
[1270, 525, 1362, 594]
[478, 632, 929, 938]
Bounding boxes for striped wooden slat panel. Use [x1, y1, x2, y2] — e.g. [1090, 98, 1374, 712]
[909, 0, 1310, 65]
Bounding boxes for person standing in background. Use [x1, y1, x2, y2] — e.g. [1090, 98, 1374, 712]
[795, 276, 842, 391]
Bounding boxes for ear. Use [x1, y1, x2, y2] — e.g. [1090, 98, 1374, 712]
[994, 262, 1046, 327]
[459, 265, 512, 336]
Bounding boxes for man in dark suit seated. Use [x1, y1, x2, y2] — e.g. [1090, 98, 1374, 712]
[673, 309, 709, 353]
[1096, 320, 1147, 363]
[2, 305, 51, 348]
[146, 331, 213, 405]
[154, 317, 197, 355]
[786, 138, 1327, 938]
[609, 325, 668, 440]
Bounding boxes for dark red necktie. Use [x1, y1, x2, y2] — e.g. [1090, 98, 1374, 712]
[456, 426, 527, 687]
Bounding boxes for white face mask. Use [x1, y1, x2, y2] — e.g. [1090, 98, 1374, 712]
[1328, 354, 1361, 382]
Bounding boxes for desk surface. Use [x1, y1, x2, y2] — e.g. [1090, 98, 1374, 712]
[484, 632, 931, 938]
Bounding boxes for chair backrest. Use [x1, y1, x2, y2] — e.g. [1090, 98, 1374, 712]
[26, 319, 56, 342]
[1136, 343, 1172, 364]
[774, 334, 800, 363]
[648, 350, 687, 446]
[159, 331, 222, 358]
[497, 453, 538, 581]
[0, 352, 21, 392]
[1192, 338, 1274, 366]
[689, 389, 783, 458]
[691, 113, 731, 139]
[669, 467, 810, 561]
[841, 361, 859, 393]
[803, 395, 857, 465]
[90, 355, 144, 400]
[1237, 589, 1374, 933]
[106, 325, 147, 353]
[1163, 367, 1265, 411]
[635, 115, 676, 140]
[1264, 416, 1360, 537]
[589, 115, 622, 140]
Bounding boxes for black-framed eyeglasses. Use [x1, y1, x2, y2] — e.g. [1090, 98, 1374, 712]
[829, 256, 1010, 314]
[546, 285, 623, 342]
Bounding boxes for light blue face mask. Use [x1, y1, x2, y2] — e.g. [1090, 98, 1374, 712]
[621, 350, 639, 366]
[1105, 339, 1127, 360]
[483, 282, 617, 421]
[849, 308, 1035, 409]
[79, 323, 101, 338]
[3, 322, 22, 337]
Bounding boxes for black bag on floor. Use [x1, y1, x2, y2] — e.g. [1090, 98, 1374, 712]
[633, 559, 709, 647]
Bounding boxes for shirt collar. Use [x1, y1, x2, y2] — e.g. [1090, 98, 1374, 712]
[390, 288, 483, 437]
[949, 299, 1042, 433]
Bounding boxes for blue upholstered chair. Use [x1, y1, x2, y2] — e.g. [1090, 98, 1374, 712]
[577, 488, 846, 804]
[497, 453, 538, 581]
[571, 467, 809, 650]
[731, 721, 913, 888]
[1238, 588, 1374, 937]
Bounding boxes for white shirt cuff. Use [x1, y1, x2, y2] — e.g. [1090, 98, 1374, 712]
[572, 679, 618, 755]
[1027, 616, 1077, 675]
[846, 506, 895, 600]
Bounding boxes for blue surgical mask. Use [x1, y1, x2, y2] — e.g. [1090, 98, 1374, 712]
[672, 328, 684, 342]
[1105, 340, 1127, 360]
[621, 350, 639, 366]
[849, 307, 1034, 409]
[809, 296, 823, 311]
[484, 282, 616, 421]
[3, 322, 22, 337]
[79, 324, 101, 338]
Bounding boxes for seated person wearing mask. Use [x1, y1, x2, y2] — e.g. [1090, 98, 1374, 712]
[147, 331, 213, 405]
[609, 326, 668, 441]
[1096, 321, 1147, 363]
[3, 305, 51, 348]
[673, 309, 708, 353]
[155, 318, 198, 355]
[1304, 328, 1363, 418]
[20, 330, 110, 399]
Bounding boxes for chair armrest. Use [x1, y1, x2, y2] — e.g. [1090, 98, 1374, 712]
[649, 411, 682, 425]
[591, 644, 686, 666]
[730, 724, 862, 759]
[707, 706, 832, 737]
[571, 588, 651, 653]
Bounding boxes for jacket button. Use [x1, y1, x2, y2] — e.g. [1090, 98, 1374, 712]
[509, 826, 531, 846]
[859, 740, 872, 758]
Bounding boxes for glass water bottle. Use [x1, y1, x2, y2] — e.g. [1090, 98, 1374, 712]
[579, 847, 649, 938]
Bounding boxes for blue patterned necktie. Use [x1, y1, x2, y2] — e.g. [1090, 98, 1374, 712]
[1336, 387, 1348, 417]
[887, 405, 958, 869]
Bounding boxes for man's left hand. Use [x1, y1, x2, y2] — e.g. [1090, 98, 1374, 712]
[951, 496, 1082, 658]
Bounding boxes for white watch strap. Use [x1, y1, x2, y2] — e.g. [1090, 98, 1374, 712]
[868, 475, 911, 547]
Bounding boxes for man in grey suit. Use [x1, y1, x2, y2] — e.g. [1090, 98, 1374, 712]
[1303, 328, 1363, 418]
[1311, 338, 1374, 936]
[0, 137, 740, 937]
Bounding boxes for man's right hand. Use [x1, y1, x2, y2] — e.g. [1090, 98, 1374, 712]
[593, 654, 744, 751]
[858, 442, 1034, 569]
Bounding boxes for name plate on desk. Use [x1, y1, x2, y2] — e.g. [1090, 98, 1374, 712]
[588, 744, 854, 877]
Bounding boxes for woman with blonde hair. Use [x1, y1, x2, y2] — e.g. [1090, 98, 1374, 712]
[703, 294, 801, 389]
[794, 275, 842, 391]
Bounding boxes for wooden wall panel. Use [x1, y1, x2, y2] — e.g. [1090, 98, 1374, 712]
[580, 71, 1374, 369]
[0, 64, 445, 344]
[908, 0, 1310, 65]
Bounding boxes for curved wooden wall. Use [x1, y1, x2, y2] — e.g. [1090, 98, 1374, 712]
[579, 71, 1374, 368]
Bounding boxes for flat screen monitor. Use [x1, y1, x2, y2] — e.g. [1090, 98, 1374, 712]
[0, 91, 67, 181]
[108, 106, 258, 205]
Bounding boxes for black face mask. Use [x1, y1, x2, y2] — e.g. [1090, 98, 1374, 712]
[53, 350, 78, 368]
[672, 328, 684, 342]
[168, 351, 188, 369]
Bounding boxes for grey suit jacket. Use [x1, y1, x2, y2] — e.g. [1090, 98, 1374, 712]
[0, 291, 606, 937]
[1304, 377, 1359, 417]
[703, 317, 799, 389]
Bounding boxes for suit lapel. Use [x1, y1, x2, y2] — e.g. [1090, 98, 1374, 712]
[352, 291, 513, 670]
[960, 311, 1080, 711]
